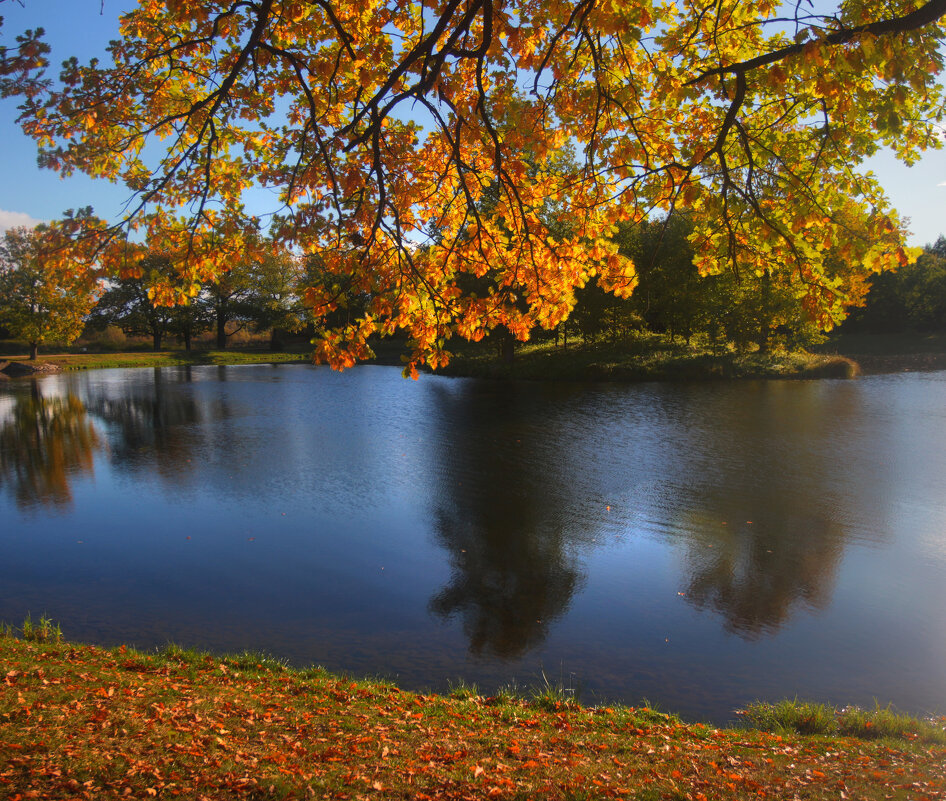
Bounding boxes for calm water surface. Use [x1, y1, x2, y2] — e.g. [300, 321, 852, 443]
[1, 364, 945, 723]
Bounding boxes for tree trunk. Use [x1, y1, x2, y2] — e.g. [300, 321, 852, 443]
[757, 271, 772, 353]
[153, 330, 163, 351]
[183, 330, 192, 352]
[500, 327, 516, 364]
[757, 325, 771, 353]
[29, 342, 38, 360]
[216, 314, 227, 349]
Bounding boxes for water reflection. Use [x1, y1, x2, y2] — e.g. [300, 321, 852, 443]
[678, 513, 842, 638]
[427, 383, 586, 658]
[0, 384, 101, 510]
[666, 383, 864, 637]
[0, 367, 944, 723]
[430, 515, 583, 659]
[85, 368, 219, 485]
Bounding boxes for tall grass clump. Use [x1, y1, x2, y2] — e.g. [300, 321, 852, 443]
[743, 699, 946, 744]
[447, 678, 481, 701]
[838, 704, 946, 744]
[742, 699, 838, 736]
[20, 614, 62, 643]
[531, 669, 581, 711]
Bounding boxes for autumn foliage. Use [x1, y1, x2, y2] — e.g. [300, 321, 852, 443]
[1, 0, 945, 371]
[0, 221, 102, 359]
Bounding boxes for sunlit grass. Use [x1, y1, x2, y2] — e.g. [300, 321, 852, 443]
[447, 678, 481, 701]
[742, 699, 946, 745]
[11, 613, 63, 644]
[1, 349, 312, 371]
[1, 334, 862, 380]
[437, 334, 859, 381]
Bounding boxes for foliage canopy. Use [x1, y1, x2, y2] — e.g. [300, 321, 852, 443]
[2, 0, 945, 371]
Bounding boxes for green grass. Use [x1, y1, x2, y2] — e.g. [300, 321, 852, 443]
[435, 334, 859, 382]
[447, 678, 482, 700]
[836, 703, 945, 741]
[741, 699, 839, 736]
[0, 348, 313, 371]
[12, 613, 62, 644]
[490, 681, 522, 705]
[6, 330, 946, 381]
[1, 629, 944, 801]
[530, 669, 582, 711]
[742, 699, 946, 745]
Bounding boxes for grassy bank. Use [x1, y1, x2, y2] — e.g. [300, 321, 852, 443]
[6, 329, 946, 380]
[0, 348, 312, 372]
[1, 631, 943, 800]
[436, 336, 859, 382]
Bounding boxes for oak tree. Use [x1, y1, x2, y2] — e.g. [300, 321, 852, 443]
[0, 222, 101, 359]
[2, 0, 944, 372]
[242, 252, 309, 349]
[87, 253, 211, 350]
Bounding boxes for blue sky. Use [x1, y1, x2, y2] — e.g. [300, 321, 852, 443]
[1, 0, 945, 246]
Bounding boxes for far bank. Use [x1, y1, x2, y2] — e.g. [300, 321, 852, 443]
[3, 331, 946, 381]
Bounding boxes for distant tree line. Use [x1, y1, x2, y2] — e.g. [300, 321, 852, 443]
[0, 225, 98, 359]
[84, 228, 946, 356]
[86, 251, 311, 352]
[563, 214, 838, 354]
[559, 219, 946, 353]
[4, 220, 946, 361]
[84, 249, 373, 353]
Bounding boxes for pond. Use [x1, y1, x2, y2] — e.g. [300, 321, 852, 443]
[1, 364, 945, 724]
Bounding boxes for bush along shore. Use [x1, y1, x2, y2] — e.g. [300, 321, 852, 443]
[1, 626, 944, 800]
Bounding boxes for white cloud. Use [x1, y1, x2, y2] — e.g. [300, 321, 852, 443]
[0, 209, 45, 233]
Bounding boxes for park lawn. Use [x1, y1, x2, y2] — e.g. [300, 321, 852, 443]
[0, 349, 312, 371]
[6, 331, 946, 380]
[1, 636, 944, 800]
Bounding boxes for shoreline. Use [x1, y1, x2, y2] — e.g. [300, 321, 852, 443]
[0, 349, 312, 378]
[0, 345, 859, 382]
[2, 632, 944, 800]
[3, 332, 946, 382]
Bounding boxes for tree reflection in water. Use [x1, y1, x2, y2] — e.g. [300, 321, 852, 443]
[658, 381, 870, 639]
[426, 383, 587, 659]
[85, 368, 207, 485]
[0, 385, 101, 510]
[429, 513, 582, 659]
[678, 511, 843, 638]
